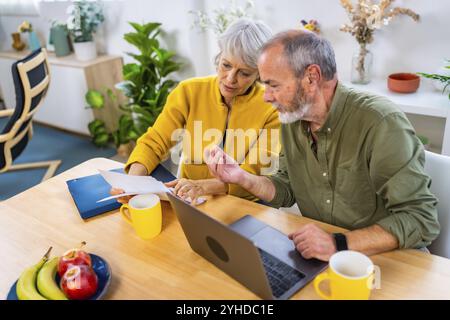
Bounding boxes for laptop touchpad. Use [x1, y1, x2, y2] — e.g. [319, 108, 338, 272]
[250, 227, 301, 269]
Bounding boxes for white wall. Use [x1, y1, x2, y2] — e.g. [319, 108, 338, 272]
[203, 0, 450, 81]
[0, 0, 449, 81]
[0, 0, 211, 79]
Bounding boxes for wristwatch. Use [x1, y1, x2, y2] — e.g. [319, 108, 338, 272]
[333, 233, 348, 251]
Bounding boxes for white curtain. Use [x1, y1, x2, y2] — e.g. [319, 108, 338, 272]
[0, 0, 39, 16]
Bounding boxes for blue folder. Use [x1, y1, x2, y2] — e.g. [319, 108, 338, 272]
[66, 164, 176, 220]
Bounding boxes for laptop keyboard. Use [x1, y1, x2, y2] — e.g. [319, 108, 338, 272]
[258, 249, 305, 298]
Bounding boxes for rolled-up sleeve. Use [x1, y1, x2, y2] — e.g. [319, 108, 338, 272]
[228, 108, 281, 200]
[369, 113, 440, 248]
[267, 151, 297, 209]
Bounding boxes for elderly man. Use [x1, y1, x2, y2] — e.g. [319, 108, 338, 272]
[206, 30, 440, 262]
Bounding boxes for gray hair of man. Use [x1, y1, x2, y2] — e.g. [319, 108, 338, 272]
[260, 30, 337, 81]
[215, 18, 273, 70]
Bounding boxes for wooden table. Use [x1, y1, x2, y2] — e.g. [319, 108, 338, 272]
[1, 158, 450, 300]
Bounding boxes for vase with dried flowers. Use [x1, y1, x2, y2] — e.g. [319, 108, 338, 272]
[340, 0, 420, 84]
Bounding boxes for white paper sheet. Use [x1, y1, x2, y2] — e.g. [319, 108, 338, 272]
[96, 170, 206, 205]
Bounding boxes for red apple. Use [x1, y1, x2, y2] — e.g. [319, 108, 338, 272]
[60, 265, 98, 300]
[58, 247, 92, 277]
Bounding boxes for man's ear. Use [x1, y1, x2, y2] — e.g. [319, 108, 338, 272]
[306, 65, 321, 84]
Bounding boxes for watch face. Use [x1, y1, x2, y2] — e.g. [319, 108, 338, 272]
[334, 233, 348, 251]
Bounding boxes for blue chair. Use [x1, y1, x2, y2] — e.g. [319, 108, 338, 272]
[0, 48, 61, 182]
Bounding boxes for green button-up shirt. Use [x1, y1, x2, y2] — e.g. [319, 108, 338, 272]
[268, 82, 440, 249]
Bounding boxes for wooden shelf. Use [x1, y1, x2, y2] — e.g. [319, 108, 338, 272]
[0, 50, 122, 68]
[344, 79, 449, 118]
[344, 79, 450, 155]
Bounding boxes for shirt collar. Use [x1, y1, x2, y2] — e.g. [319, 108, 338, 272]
[318, 81, 349, 134]
[300, 81, 350, 135]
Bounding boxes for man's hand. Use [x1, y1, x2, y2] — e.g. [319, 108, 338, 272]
[204, 145, 244, 185]
[289, 224, 337, 261]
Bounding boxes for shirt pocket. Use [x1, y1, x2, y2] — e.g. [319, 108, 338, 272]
[335, 167, 377, 226]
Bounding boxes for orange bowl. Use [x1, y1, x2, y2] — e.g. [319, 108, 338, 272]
[388, 73, 420, 93]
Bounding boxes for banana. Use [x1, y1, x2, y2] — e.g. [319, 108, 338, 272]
[16, 247, 52, 300]
[36, 257, 68, 300]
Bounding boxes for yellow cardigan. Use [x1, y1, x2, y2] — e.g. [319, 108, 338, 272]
[126, 76, 280, 200]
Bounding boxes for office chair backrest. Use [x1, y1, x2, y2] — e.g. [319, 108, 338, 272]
[0, 48, 50, 170]
[424, 150, 450, 259]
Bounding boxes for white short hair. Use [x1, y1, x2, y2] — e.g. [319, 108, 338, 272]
[216, 18, 273, 69]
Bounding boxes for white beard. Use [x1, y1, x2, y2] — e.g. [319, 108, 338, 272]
[275, 103, 312, 124]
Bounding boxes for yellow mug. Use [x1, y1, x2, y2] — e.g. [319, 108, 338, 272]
[120, 194, 162, 240]
[314, 250, 374, 300]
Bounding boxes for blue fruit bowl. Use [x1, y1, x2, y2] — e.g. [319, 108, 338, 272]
[7, 254, 111, 300]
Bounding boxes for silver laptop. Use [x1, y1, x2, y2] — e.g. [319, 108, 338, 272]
[167, 192, 327, 300]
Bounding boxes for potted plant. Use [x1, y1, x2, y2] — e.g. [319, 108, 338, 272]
[418, 60, 450, 100]
[189, 0, 254, 35]
[85, 22, 181, 158]
[115, 22, 181, 138]
[67, 0, 104, 61]
[86, 88, 137, 157]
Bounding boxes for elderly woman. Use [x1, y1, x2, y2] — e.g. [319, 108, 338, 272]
[111, 18, 280, 204]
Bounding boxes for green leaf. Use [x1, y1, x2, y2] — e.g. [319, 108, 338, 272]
[128, 130, 139, 141]
[130, 104, 153, 119]
[123, 63, 141, 80]
[85, 90, 104, 109]
[88, 119, 105, 135]
[106, 88, 117, 102]
[418, 135, 429, 145]
[141, 22, 161, 38]
[123, 32, 144, 49]
[93, 133, 110, 147]
[115, 81, 135, 97]
[111, 131, 120, 147]
[128, 22, 143, 33]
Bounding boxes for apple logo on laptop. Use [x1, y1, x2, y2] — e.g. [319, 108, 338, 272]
[206, 236, 229, 262]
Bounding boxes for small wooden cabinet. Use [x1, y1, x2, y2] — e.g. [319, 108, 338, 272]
[0, 50, 124, 135]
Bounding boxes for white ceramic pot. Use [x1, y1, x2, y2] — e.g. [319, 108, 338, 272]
[73, 41, 97, 61]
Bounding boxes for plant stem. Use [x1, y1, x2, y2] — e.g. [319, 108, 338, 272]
[357, 43, 368, 82]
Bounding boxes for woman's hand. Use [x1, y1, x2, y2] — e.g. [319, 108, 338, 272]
[166, 179, 206, 206]
[109, 188, 133, 204]
[165, 178, 228, 205]
[109, 162, 148, 204]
